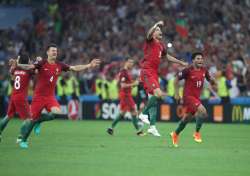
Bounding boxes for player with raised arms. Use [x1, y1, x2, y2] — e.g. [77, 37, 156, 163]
[139, 21, 188, 136]
[16, 43, 101, 148]
[0, 53, 33, 143]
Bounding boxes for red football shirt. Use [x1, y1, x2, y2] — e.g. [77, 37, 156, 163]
[33, 59, 70, 97]
[177, 66, 211, 99]
[118, 69, 133, 96]
[10, 67, 32, 98]
[140, 39, 167, 74]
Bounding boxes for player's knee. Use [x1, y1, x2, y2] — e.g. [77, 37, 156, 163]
[51, 107, 62, 114]
[197, 106, 207, 118]
[131, 110, 137, 116]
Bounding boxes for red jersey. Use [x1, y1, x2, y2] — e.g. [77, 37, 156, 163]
[33, 59, 70, 97]
[118, 69, 133, 96]
[10, 67, 32, 98]
[177, 66, 211, 99]
[140, 39, 167, 73]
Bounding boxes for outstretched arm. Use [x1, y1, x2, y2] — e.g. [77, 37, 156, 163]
[166, 54, 188, 67]
[69, 59, 101, 72]
[146, 21, 164, 41]
[121, 80, 139, 88]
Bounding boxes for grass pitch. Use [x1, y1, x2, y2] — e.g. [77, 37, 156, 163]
[0, 119, 250, 176]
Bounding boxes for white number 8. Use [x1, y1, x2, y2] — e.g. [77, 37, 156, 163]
[14, 76, 21, 90]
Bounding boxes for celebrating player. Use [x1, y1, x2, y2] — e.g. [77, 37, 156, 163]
[139, 20, 188, 136]
[0, 53, 32, 143]
[107, 58, 144, 136]
[170, 52, 216, 147]
[17, 43, 101, 148]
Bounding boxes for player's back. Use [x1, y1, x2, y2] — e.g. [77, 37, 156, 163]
[140, 39, 166, 72]
[183, 66, 210, 99]
[118, 69, 132, 95]
[11, 68, 31, 99]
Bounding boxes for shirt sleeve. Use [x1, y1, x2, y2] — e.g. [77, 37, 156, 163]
[177, 68, 189, 80]
[59, 62, 70, 72]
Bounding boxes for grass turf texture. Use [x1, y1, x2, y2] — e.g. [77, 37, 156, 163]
[0, 119, 250, 176]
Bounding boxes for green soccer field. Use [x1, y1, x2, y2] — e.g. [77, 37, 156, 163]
[0, 119, 250, 176]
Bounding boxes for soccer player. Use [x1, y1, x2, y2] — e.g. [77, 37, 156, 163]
[170, 52, 216, 147]
[0, 53, 32, 143]
[139, 21, 188, 136]
[17, 43, 101, 148]
[107, 58, 144, 136]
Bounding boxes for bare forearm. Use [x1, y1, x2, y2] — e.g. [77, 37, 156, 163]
[174, 78, 180, 96]
[121, 82, 137, 88]
[146, 25, 157, 40]
[167, 54, 184, 65]
[70, 64, 90, 72]
[17, 63, 35, 70]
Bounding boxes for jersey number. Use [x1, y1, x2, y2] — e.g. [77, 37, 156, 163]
[50, 76, 54, 82]
[196, 80, 202, 88]
[14, 76, 21, 90]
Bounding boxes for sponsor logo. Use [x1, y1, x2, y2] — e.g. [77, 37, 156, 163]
[101, 102, 132, 120]
[232, 106, 250, 122]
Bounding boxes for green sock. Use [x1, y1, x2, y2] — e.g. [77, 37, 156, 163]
[196, 117, 203, 132]
[22, 120, 36, 142]
[20, 121, 28, 138]
[175, 119, 188, 135]
[0, 116, 10, 134]
[132, 115, 140, 130]
[149, 105, 157, 125]
[37, 113, 56, 123]
[142, 96, 158, 115]
[111, 114, 123, 129]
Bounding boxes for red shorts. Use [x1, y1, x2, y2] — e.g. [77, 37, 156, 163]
[183, 96, 201, 115]
[7, 96, 31, 119]
[140, 70, 160, 94]
[119, 94, 136, 112]
[31, 96, 60, 120]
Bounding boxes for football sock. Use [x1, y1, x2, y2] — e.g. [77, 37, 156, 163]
[36, 113, 56, 123]
[149, 105, 157, 125]
[132, 115, 140, 130]
[142, 96, 157, 115]
[0, 116, 10, 134]
[22, 120, 36, 142]
[195, 117, 203, 132]
[111, 114, 123, 128]
[20, 121, 28, 137]
[175, 119, 188, 135]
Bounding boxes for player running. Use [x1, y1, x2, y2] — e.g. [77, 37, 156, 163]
[139, 20, 188, 136]
[17, 43, 101, 148]
[0, 53, 33, 143]
[107, 58, 144, 136]
[170, 52, 216, 147]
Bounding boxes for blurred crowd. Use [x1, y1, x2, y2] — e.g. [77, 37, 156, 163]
[0, 0, 250, 103]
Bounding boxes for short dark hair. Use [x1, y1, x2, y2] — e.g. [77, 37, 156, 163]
[191, 52, 203, 60]
[47, 43, 57, 51]
[18, 53, 30, 64]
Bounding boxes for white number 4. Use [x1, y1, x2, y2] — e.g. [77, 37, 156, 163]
[50, 76, 54, 82]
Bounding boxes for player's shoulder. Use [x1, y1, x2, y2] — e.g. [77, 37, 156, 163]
[119, 69, 128, 75]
